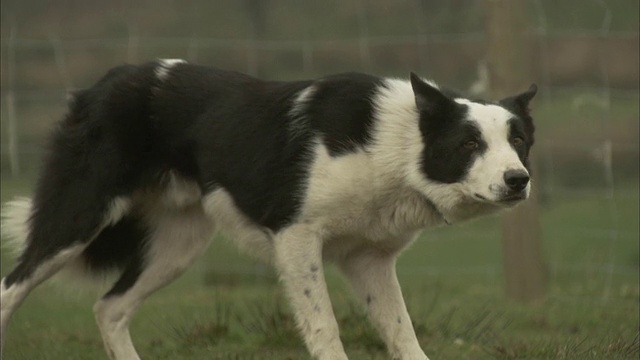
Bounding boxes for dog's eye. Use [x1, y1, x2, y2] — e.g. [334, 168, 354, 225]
[463, 140, 479, 150]
[512, 137, 525, 146]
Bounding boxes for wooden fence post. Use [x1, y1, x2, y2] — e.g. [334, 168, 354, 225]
[486, 0, 546, 302]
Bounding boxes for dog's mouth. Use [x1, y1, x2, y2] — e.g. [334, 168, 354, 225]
[474, 192, 527, 206]
[499, 192, 527, 204]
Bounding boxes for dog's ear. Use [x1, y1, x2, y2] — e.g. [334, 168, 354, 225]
[501, 84, 537, 114]
[410, 72, 451, 113]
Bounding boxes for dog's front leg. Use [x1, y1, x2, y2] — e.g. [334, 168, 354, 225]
[274, 224, 348, 360]
[340, 250, 428, 360]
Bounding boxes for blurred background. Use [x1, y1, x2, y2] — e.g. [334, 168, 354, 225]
[1, 1, 638, 359]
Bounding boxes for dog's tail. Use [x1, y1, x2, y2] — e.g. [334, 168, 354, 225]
[1, 197, 120, 290]
[1, 197, 33, 258]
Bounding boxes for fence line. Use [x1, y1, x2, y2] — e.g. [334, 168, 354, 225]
[1, 30, 637, 48]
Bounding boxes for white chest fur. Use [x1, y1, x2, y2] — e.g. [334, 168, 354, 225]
[298, 143, 447, 260]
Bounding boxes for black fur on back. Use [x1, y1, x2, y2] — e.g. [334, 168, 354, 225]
[5, 63, 386, 285]
[160, 65, 383, 230]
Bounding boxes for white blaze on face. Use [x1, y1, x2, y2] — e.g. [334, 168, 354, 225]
[455, 99, 530, 201]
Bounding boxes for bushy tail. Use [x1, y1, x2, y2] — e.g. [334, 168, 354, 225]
[1, 197, 33, 259]
[1, 197, 114, 291]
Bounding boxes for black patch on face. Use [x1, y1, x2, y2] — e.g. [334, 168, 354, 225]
[498, 85, 537, 147]
[507, 117, 534, 171]
[419, 105, 488, 184]
[410, 73, 488, 184]
[499, 85, 536, 172]
[500, 104, 535, 147]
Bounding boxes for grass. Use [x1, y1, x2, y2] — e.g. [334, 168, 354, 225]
[1, 176, 638, 360]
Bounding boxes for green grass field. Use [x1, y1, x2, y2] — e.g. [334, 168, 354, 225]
[1, 176, 638, 360]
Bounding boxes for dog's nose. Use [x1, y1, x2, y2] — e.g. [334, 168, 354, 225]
[503, 169, 530, 192]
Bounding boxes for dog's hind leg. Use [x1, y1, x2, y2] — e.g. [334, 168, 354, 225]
[0, 197, 131, 351]
[0, 245, 86, 350]
[93, 202, 214, 360]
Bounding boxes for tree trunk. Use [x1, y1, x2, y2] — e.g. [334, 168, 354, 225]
[485, 0, 546, 302]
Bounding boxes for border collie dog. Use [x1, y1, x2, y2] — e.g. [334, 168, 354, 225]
[1, 59, 536, 360]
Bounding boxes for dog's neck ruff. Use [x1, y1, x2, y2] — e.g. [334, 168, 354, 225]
[424, 196, 451, 225]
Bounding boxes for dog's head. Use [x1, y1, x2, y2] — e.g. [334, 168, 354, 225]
[409, 73, 536, 209]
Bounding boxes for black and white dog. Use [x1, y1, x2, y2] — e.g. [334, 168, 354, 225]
[0, 59, 536, 360]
